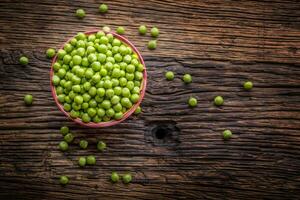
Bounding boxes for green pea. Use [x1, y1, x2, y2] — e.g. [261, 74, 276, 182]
[97, 141, 106, 151]
[165, 71, 174, 81]
[150, 27, 159, 37]
[130, 94, 140, 103]
[79, 140, 88, 149]
[113, 103, 122, 112]
[64, 133, 74, 143]
[86, 155, 96, 165]
[111, 172, 119, 183]
[214, 96, 224, 106]
[24, 94, 33, 106]
[188, 97, 197, 107]
[87, 108, 97, 117]
[76, 9, 85, 19]
[122, 173, 132, 184]
[19, 56, 29, 65]
[97, 108, 106, 117]
[103, 26, 111, 33]
[139, 25, 147, 35]
[59, 175, 69, 185]
[134, 106, 142, 115]
[82, 113, 91, 123]
[116, 26, 125, 35]
[148, 40, 157, 50]
[101, 100, 111, 109]
[183, 74, 192, 84]
[99, 4, 108, 13]
[223, 130, 232, 140]
[114, 112, 123, 120]
[59, 141, 68, 151]
[74, 95, 83, 105]
[60, 126, 69, 136]
[243, 81, 253, 90]
[78, 157, 86, 167]
[46, 48, 56, 58]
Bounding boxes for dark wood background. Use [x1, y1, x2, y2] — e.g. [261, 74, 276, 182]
[0, 0, 300, 199]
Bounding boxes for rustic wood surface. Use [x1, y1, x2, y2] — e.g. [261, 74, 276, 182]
[0, 0, 300, 199]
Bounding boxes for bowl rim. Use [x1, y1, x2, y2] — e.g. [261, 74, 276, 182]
[50, 30, 147, 128]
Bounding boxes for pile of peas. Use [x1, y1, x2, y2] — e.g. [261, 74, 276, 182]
[52, 31, 144, 123]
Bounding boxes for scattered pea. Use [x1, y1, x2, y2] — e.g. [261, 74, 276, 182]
[148, 40, 157, 50]
[138, 25, 147, 35]
[223, 130, 232, 140]
[59, 141, 68, 151]
[99, 4, 108, 13]
[76, 9, 86, 19]
[60, 126, 69, 136]
[78, 157, 86, 167]
[165, 71, 174, 81]
[86, 155, 96, 165]
[79, 140, 88, 149]
[24, 94, 33, 106]
[182, 74, 192, 84]
[214, 96, 224, 106]
[188, 97, 197, 107]
[116, 26, 125, 35]
[122, 173, 132, 184]
[243, 81, 253, 90]
[46, 48, 56, 58]
[59, 175, 69, 185]
[19, 56, 29, 65]
[103, 26, 111, 33]
[64, 133, 74, 143]
[134, 106, 142, 115]
[97, 141, 106, 151]
[111, 172, 119, 183]
[150, 27, 159, 37]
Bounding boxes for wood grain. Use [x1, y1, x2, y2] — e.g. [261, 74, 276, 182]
[0, 0, 300, 199]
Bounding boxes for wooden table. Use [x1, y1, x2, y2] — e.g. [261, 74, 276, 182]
[0, 0, 299, 199]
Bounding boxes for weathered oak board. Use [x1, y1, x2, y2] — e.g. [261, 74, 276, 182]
[0, 0, 300, 199]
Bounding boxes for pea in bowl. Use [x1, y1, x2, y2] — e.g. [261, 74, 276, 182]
[50, 30, 147, 127]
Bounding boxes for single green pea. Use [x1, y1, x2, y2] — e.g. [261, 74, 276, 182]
[87, 107, 97, 117]
[59, 141, 68, 151]
[59, 175, 69, 185]
[86, 155, 96, 165]
[82, 113, 91, 123]
[223, 130, 232, 140]
[165, 71, 174, 81]
[46, 48, 56, 58]
[148, 40, 157, 50]
[64, 133, 74, 143]
[74, 95, 83, 105]
[122, 173, 132, 184]
[76, 9, 86, 19]
[24, 94, 33, 106]
[97, 141, 106, 151]
[214, 96, 224, 106]
[116, 26, 125, 35]
[114, 112, 123, 120]
[150, 27, 159, 37]
[130, 94, 140, 103]
[183, 74, 192, 84]
[60, 126, 69, 136]
[139, 25, 147, 35]
[99, 3, 108, 13]
[243, 81, 253, 90]
[19, 56, 29, 65]
[111, 172, 119, 183]
[134, 106, 142, 115]
[78, 157, 86, 167]
[103, 26, 111, 33]
[188, 97, 197, 107]
[79, 140, 88, 149]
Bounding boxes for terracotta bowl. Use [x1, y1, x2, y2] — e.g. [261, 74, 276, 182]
[50, 30, 147, 127]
